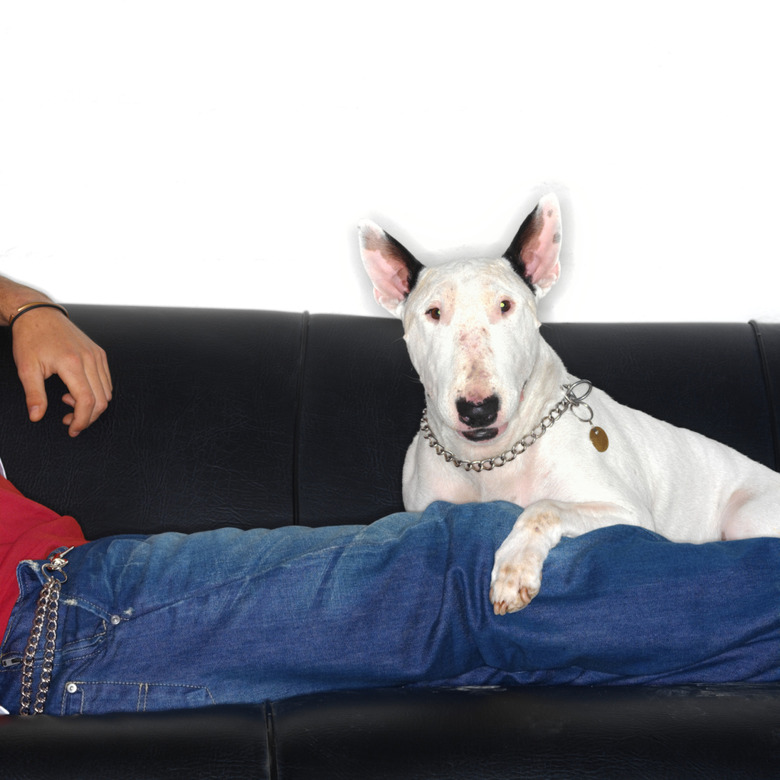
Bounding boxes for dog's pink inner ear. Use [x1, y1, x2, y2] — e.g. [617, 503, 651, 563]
[359, 222, 423, 314]
[367, 249, 414, 299]
[505, 194, 562, 298]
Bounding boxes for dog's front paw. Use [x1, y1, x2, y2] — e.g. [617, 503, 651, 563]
[489, 506, 561, 615]
[489, 549, 544, 615]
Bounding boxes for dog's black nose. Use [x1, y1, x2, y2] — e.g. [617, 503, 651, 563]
[456, 395, 499, 428]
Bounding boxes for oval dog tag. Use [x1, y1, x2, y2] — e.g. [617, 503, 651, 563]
[589, 426, 609, 452]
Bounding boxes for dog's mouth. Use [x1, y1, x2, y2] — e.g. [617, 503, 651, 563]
[460, 424, 505, 443]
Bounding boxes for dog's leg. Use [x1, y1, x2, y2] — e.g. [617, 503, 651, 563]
[490, 499, 641, 615]
[720, 489, 780, 541]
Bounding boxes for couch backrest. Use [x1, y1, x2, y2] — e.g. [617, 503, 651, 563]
[1, 307, 778, 539]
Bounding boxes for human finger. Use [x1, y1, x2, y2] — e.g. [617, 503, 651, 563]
[16, 362, 49, 423]
[55, 366, 100, 437]
[62, 369, 110, 436]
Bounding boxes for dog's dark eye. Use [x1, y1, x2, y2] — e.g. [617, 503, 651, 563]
[426, 307, 442, 321]
[500, 300, 513, 315]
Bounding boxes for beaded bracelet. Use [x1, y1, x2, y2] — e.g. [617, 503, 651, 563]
[8, 302, 70, 328]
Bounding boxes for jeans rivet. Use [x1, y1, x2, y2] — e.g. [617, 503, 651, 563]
[66, 682, 78, 694]
[110, 615, 121, 626]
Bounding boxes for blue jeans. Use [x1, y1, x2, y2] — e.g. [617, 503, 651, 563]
[1, 502, 778, 715]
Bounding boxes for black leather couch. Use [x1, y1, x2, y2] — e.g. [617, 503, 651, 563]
[0, 306, 778, 779]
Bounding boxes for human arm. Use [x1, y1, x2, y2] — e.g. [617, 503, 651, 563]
[0, 275, 112, 436]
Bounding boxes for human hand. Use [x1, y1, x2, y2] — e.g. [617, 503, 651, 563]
[11, 307, 113, 436]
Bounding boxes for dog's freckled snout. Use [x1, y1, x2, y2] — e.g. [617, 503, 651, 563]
[456, 395, 499, 428]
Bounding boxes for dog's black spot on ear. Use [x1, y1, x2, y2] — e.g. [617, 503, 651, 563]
[503, 205, 542, 293]
[553, 231, 561, 245]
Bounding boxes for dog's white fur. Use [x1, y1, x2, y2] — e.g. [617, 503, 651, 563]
[359, 195, 780, 615]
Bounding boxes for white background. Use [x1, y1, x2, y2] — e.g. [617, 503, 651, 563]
[1, 1, 778, 323]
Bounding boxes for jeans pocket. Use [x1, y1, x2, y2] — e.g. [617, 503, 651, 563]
[59, 681, 216, 715]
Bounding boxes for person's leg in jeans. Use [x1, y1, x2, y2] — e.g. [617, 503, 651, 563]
[2, 501, 778, 715]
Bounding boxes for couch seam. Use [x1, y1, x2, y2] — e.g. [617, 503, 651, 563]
[265, 702, 278, 780]
[749, 320, 780, 471]
[292, 311, 310, 526]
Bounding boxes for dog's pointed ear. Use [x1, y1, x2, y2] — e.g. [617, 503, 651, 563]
[359, 220, 424, 316]
[504, 194, 562, 299]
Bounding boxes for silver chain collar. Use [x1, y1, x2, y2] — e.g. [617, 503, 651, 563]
[419, 380, 595, 472]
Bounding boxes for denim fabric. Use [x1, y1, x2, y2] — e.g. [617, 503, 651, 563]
[1, 501, 778, 715]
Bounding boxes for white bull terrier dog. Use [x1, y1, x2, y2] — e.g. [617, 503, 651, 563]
[359, 195, 780, 615]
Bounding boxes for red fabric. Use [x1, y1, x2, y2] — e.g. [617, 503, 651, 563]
[0, 474, 86, 639]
